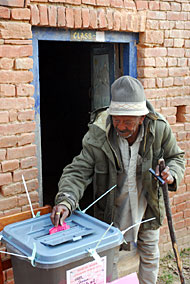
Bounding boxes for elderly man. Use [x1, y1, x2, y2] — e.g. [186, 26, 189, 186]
[51, 76, 185, 283]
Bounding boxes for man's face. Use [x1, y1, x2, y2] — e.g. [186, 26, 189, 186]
[112, 115, 145, 139]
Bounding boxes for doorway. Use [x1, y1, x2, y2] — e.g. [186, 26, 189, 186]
[39, 41, 113, 211]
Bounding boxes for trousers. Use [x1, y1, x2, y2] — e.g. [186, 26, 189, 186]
[112, 228, 160, 284]
[137, 228, 160, 284]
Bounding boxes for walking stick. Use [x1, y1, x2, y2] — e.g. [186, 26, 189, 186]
[159, 158, 185, 284]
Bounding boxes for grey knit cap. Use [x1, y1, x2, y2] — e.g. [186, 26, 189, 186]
[108, 76, 149, 116]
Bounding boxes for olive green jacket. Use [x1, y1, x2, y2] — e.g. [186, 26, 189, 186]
[55, 101, 185, 229]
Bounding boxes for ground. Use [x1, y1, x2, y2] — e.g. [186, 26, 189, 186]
[157, 248, 190, 284]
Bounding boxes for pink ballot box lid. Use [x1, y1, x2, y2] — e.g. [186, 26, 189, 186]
[109, 273, 139, 284]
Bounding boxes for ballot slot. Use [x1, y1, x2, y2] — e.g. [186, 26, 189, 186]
[40, 225, 94, 246]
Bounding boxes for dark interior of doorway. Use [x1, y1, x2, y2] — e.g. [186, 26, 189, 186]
[39, 41, 94, 213]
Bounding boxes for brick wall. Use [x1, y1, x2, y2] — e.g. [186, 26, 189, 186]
[0, 0, 189, 280]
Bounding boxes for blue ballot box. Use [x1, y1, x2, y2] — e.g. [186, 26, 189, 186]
[1, 211, 123, 284]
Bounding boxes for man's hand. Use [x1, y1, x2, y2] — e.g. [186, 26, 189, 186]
[155, 165, 174, 185]
[50, 204, 70, 227]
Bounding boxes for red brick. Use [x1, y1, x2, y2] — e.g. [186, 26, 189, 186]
[74, 9, 82, 28]
[0, 173, 12, 186]
[98, 9, 107, 29]
[0, 0, 24, 7]
[138, 12, 146, 32]
[0, 97, 34, 110]
[177, 132, 187, 141]
[30, 4, 40, 26]
[0, 135, 17, 148]
[18, 110, 35, 121]
[136, 1, 148, 11]
[168, 58, 177, 67]
[182, 3, 190, 11]
[137, 57, 155, 67]
[124, 0, 136, 10]
[66, 8, 74, 28]
[163, 77, 174, 87]
[18, 133, 35, 146]
[20, 178, 38, 192]
[174, 77, 185, 86]
[4, 39, 32, 45]
[170, 123, 184, 133]
[82, 0, 95, 5]
[113, 11, 121, 31]
[164, 39, 174, 47]
[174, 219, 185, 230]
[160, 2, 170, 11]
[0, 58, 14, 69]
[97, 0, 109, 6]
[13, 167, 38, 182]
[173, 192, 190, 205]
[166, 115, 176, 125]
[178, 58, 187, 67]
[81, 9, 89, 28]
[172, 211, 183, 223]
[141, 30, 164, 44]
[146, 19, 159, 30]
[174, 39, 184, 48]
[9, 110, 17, 122]
[147, 11, 166, 20]
[168, 48, 184, 58]
[167, 11, 187, 21]
[16, 84, 34, 97]
[0, 149, 6, 161]
[20, 157, 37, 169]
[39, 5, 48, 26]
[4, 207, 21, 216]
[107, 10, 113, 30]
[149, 1, 159, 11]
[0, 21, 31, 39]
[185, 217, 190, 227]
[0, 84, 15, 97]
[139, 78, 155, 88]
[2, 160, 19, 173]
[176, 202, 187, 213]
[22, 202, 39, 212]
[11, 8, 30, 20]
[7, 145, 36, 160]
[1, 182, 21, 196]
[57, 6, 66, 27]
[138, 47, 167, 57]
[155, 57, 166, 67]
[162, 107, 177, 116]
[48, 5, 57, 27]
[169, 67, 188, 77]
[0, 195, 17, 211]
[159, 20, 170, 30]
[184, 209, 190, 218]
[175, 21, 185, 29]
[111, 0, 123, 8]
[0, 6, 10, 19]
[89, 10, 97, 29]
[15, 58, 33, 70]
[17, 191, 39, 206]
[0, 45, 32, 58]
[0, 111, 9, 123]
[0, 71, 33, 84]
[170, 30, 190, 39]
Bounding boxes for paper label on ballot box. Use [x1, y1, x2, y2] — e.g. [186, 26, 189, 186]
[66, 256, 106, 284]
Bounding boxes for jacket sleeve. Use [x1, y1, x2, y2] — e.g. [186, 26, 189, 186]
[161, 120, 185, 191]
[55, 131, 95, 210]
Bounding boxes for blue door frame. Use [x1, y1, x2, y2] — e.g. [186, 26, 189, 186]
[32, 27, 139, 205]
